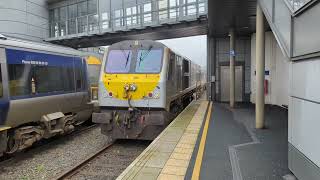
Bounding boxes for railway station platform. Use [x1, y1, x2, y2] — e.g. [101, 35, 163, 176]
[117, 100, 291, 180]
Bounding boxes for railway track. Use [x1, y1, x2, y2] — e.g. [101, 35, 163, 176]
[54, 140, 150, 180]
[56, 142, 114, 180]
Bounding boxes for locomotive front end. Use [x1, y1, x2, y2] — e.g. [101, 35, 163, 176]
[93, 40, 169, 140]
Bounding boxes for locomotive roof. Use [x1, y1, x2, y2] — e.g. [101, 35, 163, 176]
[108, 40, 200, 67]
[0, 34, 82, 57]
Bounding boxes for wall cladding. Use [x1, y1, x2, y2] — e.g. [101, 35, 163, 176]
[0, 0, 49, 41]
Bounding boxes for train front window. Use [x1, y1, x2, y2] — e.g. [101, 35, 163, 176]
[105, 50, 132, 73]
[136, 49, 163, 73]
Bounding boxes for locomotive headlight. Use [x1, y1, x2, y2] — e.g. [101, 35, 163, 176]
[124, 84, 130, 91]
[130, 84, 137, 91]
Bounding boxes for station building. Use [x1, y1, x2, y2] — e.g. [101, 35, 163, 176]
[0, 0, 319, 179]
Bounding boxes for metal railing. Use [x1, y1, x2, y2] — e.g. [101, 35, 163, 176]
[49, 0, 207, 38]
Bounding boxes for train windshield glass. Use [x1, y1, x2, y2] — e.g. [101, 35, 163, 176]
[105, 50, 132, 73]
[136, 49, 162, 73]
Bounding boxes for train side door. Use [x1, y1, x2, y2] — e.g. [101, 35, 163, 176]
[176, 56, 182, 92]
[0, 48, 9, 125]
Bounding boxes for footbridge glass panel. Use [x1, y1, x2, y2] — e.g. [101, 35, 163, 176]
[48, 0, 207, 39]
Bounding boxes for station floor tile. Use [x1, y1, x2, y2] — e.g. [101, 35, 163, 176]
[116, 100, 209, 180]
[157, 174, 184, 180]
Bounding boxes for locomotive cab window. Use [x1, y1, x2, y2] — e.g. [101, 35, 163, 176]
[105, 50, 132, 73]
[136, 49, 163, 73]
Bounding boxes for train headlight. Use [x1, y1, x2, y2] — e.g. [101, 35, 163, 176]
[130, 84, 137, 91]
[124, 84, 130, 91]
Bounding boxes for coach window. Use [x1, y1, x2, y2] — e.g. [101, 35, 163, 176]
[75, 67, 85, 91]
[34, 66, 64, 94]
[167, 54, 175, 80]
[8, 64, 32, 97]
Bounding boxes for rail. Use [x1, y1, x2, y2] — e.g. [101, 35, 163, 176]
[56, 142, 114, 180]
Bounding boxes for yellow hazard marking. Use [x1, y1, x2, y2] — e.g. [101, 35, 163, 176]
[191, 102, 213, 180]
[102, 73, 160, 100]
[0, 126, 11, 132]
[86, 56, 101, 65]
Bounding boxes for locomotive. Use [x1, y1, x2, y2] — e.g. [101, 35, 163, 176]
[0, 35, 93, 156]
[93, 40, 203, 140]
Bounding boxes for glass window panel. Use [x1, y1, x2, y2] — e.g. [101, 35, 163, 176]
[169, 0, 178, 7]
[68, 19, 76, 34]
[88, 0, 97, 14]
[59, 7, 67, 21]
[68, 4, 78, 19]
[144, 3, 152, 12]
[34, 66, 64, 93]
[136, 49, 163, 73]
[8, 64, 32, 96]
[78, 1, 88, 16]
[159, 0, 168, 9]
[75, 67, 85, 91]
[105, 50, 132, 73]
[102, 12, 109, 20]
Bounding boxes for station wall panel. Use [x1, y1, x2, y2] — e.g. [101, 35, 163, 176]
[289, 97, 320, 168]
[250, 31, 290, 107]
[290, 58, 320, 103]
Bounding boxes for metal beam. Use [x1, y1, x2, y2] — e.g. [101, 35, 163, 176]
[229, 28, 235, 108]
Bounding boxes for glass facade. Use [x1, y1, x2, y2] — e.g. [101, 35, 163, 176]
[49, 0, 98, 37]
[287, 0, 312, 11]
[49, 0, 207, 38]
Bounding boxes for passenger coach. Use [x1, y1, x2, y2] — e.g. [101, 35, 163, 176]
[0, 35, 93, 156]
[93, 40, 203, 141]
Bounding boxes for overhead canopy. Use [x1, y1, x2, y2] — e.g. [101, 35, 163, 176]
[208, 0, 258, 37]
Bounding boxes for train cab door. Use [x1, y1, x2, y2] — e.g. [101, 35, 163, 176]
[0, 48, 9, 126]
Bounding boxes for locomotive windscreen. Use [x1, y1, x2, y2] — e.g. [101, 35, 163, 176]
[105, 48, 163, 74]
[105, 50, 132, 73]
[136, 49, 162, 73]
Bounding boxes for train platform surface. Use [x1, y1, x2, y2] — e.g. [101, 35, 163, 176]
[117, 101, 291, 180]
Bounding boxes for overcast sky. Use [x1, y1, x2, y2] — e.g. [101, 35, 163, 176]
[158, 35, 207, 68]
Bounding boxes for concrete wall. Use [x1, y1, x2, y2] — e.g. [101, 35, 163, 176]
[0, 0, 49, 41]
[250, 31, 290, 107]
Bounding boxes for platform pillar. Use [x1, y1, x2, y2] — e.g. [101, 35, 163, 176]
[255, 4, 265, 129]
[229, 28, 235, 108]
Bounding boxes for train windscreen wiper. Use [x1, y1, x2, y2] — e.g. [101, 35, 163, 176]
[120, 48, 131, 68]
[138, 45, 153, 67]
[125, 51, 131, 68]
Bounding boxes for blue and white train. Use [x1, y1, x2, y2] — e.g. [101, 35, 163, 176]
[0, 35, 93, 156]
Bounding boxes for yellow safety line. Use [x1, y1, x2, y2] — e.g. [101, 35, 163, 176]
[191, 102, 213, 180]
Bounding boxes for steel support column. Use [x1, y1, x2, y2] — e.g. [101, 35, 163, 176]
[229, 29, 235, 108]
[255, 4, 265, 129]
[207, 36, 215, 101]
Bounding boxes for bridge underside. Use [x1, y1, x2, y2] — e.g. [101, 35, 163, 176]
[47, 18, 208, 48]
